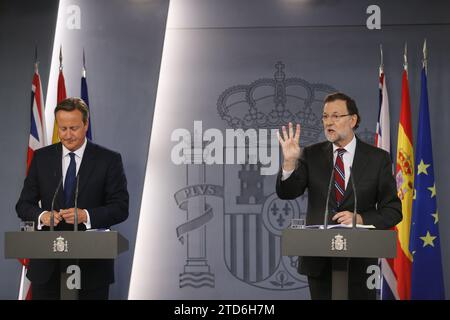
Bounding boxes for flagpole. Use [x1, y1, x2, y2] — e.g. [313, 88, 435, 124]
[423, 39, 427, 75]
[59, 45, 63, 71]
[379, 44, 384, 76]
[34, 45, 38, 73]
[403, 42, 408, 72]
[82, 48, 86, 78]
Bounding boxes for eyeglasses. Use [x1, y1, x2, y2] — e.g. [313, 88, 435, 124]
[322, 114, 353, 122]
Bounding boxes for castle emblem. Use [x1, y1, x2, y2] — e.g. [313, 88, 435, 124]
[396, 147, 414, 201]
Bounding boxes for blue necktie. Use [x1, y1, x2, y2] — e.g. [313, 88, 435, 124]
[64, 152, 76, 207]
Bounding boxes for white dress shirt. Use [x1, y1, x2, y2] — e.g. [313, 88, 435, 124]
[282, 134, 357, 188]
[38, 139, 92, 229]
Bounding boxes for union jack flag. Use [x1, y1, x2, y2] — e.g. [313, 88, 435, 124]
[19, 58, 47, 300]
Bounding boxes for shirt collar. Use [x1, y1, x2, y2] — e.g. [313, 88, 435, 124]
[332, 134, 356, 155]
[62, 138, 87, 159]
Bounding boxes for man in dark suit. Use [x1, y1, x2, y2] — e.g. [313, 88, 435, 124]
[16, 97, 129, 300]
[276, 92, 401, 300]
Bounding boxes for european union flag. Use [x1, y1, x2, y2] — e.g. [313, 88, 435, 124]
[81, 50, 93, 140]
[409, 66, 445, 299]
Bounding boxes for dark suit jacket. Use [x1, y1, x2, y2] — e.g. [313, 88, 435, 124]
[16, 141, 129, 289]
[276, 138, 402, 278]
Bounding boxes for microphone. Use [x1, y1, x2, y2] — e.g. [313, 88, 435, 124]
[323, 166, 335, 230]
[50, 176, 63, 231]
[349, 166, 358, 229]
[73, 174, 80, 231]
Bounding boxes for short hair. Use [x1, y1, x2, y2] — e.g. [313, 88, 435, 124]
[54, 97, 89, 124]
[324, 92, 361, 130]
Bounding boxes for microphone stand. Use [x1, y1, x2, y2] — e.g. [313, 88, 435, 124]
[50, 177, 63, 231]
[349, 166, 358, 229]
[323, 167, 335, 230]
[74, 175, 80, 231]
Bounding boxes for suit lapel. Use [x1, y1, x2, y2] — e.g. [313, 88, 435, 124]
[50, 143, 65, 209]
[77, 141, 96, 198]
[341, 138, 368, 204]
[322, 142, 337, 208]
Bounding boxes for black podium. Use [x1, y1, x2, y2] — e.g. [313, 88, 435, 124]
[4, 231, 128, 300]
[281, 228, 397, 300]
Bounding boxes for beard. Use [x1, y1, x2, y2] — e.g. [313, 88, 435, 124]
[325, 130, 340, 143]
[324, 129, 350, 147]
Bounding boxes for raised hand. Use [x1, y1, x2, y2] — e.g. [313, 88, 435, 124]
[277, 122, 301, 171]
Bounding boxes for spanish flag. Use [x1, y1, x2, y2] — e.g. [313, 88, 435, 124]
[394, 60, 414, 300]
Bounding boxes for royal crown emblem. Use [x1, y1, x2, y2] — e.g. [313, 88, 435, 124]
[331, 234, 347, 251]
[217, 61, 337, 145]
[53, 236, 68, 253]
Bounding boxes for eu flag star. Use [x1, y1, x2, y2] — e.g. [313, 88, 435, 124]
[417, 159, 430, 175]
[431, 212, 439, 224]
[420, 231, 437, 247]
[428, 184, 436, 198]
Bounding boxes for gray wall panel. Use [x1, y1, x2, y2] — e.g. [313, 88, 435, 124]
[130, 0, 449, 299]
[0, 0, 59, 300]
[0, 0, 169, 299]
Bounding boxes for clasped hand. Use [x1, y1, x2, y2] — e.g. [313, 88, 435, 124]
[41, 208, 87, 226]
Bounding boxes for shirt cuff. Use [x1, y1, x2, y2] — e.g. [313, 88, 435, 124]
[37, 211, 46, 230]
[83, 209, 92, 229]
[281, 169, 294, 181]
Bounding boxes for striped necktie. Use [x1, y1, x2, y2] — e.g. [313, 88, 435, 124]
[334, 148, 346, 206]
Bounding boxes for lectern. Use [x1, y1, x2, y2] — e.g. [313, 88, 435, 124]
[5, 231, 128, 300]
[281, 228, 397, 300]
